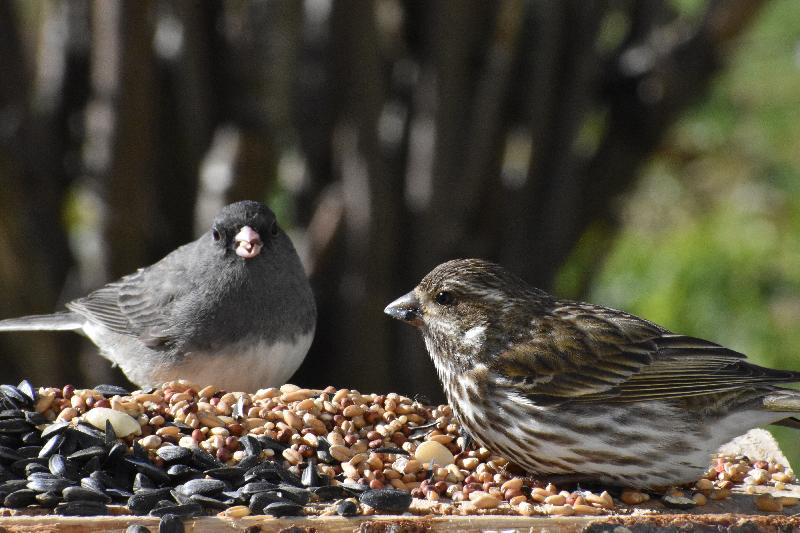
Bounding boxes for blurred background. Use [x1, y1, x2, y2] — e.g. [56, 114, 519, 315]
[1, 0, 800, 464]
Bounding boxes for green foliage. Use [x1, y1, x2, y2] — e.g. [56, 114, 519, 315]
[586, 0, 800, 468]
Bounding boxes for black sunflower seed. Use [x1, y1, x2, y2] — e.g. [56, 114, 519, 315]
[171, 489, 191, 505]
[59, 431, 78, 457]
[55, 500, 109, 516]
[81, 476, 107, 494]
[158, 513, 185, 533]
[27, 471, 60, 480]
[311, 485, 350, 501]
[68, 445, 106, 462]
[0, 385, 29, 407]
[107, 442, 128, 463]
[662, 495, 697, 509]
[40, 421, 70, 440]
[132, 441, 148, 460]
[21, 430, 43, 445]
[153, 499, 174, 510]
[359, 488, 412, 513]
[25, 462, 49, 477]
[239, 435, 261, 457]
[105, 419, 118, 446]
[111, 466, 133, 490]
[166, 464, 201, 483]
[188, 493, 228, 509]
[80, 455, 103, 477]
[17, 445, 43, 458]
[243, 462, 286, 484]
[35, 490, 62, 508]
[49, 454, 78, 479]
[93, 384, 130, 397]
[12, 457, 48, 476]
[38, 433, 65, 458]
[189, 448, 221, 470]
[0, 445, 22, 463]
[105, 487, 134, 500]
[372, 447, 410, 456]
[45, 453, 65, 475]
[17, 380, 36, 403]
[240, 481, 278, 496]
[203, 466, 244, 483]
[73, 423, 106, 447]
[156, 446, 191, 465]
[276, 484, 310, 505]
[89, 470, 123, 489]
[264, 501, 303, 517]
[126, 525, 152, 533]
[148, 502, 202, 518]
[27, 476, 74, 493]
[175, 478, 225, 497]
[0, 465, 13, 483]
[0, 409, 24, 420]
[248, 490, 287, 513]
[237, 454, 260, 470]
[275, 467, 303, 488]
[63, 485, 111, 503]
[255, 436, 287, 453]
[4, 488, 37, 507]
[221, 489, 243, 502]
[91, 469, 122, 490]
[0, 418, 33, 433]
[301, 460, 321, 487]
[316, 449, 334, 464]
[1, 479, 30, 492]
[337, 499, 359, 517]
[128, 488, 174, 514]
[24, 411, 48, 426]
[125, 457, 170, 485]
[134, 472, 157, 492]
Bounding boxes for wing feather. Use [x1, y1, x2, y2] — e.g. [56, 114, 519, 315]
[66, 242, 198, 346]
[492, 301, 800, 405]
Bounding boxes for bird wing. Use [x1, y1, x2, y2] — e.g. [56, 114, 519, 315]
[66, 243, 198, 347]
[492, 301, 800, 405]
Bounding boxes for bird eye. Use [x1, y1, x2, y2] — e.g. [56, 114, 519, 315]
[211, 228, 222, 242]
[435, 291, 456, 306]
[270, 221, 279, 237]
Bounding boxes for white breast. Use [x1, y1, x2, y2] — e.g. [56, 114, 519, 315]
[157, 331, 315, 392]
[83, 318, 314, 392]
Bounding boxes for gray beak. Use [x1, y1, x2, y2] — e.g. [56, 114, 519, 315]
[384, 291, 423, 327]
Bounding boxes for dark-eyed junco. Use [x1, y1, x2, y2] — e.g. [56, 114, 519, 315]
[0, 200, 316, 392]
[385, 258, 800, 488]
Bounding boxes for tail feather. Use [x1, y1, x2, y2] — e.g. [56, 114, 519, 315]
[0, 312, 83, 332]
[772, 417, 800, 430]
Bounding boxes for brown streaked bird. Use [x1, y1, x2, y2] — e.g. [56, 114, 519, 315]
[385, 258, 800, 488]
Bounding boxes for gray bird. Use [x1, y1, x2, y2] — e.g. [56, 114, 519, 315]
[0, 200, 316, 392]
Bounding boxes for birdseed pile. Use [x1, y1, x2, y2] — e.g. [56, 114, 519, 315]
[0, 380, 796, 531]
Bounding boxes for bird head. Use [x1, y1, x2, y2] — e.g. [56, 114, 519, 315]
[210, 200, 283, 260]
[384, 259, 548, 362]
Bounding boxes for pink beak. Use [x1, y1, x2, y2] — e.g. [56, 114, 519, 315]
[234, 226, 263, 259]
